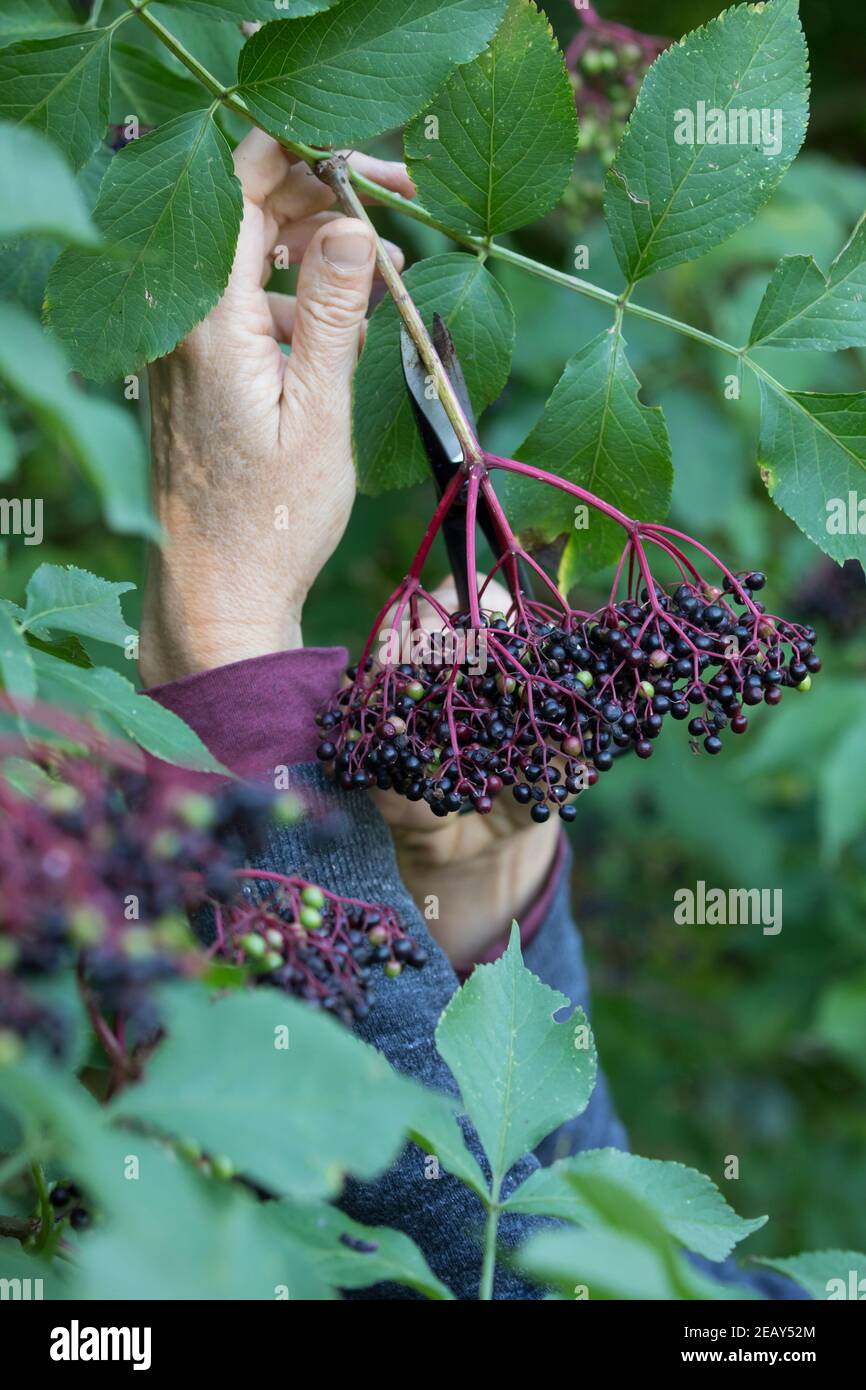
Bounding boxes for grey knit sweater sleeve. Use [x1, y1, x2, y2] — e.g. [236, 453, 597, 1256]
[257, 763, 627, 1300]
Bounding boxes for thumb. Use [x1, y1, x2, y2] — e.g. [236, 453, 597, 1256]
[289, 219, 376, 390]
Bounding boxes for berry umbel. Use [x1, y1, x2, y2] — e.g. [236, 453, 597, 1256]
[318, 454, 820, 822]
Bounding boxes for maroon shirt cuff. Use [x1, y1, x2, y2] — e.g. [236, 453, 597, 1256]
[455, 832, 568, 980]
[146, 647, 347, 780]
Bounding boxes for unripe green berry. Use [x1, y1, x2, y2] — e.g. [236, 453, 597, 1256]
[176, 1137, 202, 1163]
[797, 675, 812, 692]
[272, 794, 302, 826]
[368, 925, 388, 947]
[405, 680, 425, 701]
[299, 905, 322, 931]
[639, 681, 655, 700]
[262, 950, 284, 973]
[240, 932, 267, 960]
[176, 792, 216, 830]
[576, 670, 594, 689]
[265, 928, 284, 949]
[301, 885, 326, 910]
[211, 1155, 235, 1181]
[384, 960, 403, 979]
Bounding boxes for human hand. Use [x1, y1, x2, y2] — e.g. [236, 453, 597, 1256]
[140, 128, 414, 686]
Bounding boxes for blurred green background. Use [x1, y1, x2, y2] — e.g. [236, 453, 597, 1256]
[1, 0, 864, 1257]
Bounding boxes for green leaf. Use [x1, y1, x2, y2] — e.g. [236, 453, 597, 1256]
[404, 0, 577, 238]
[818, 712, 866, 860]
[435, 925, 597, 1188]
[0, 2, 82, 46]
[0, 605, 36, 704]
[0, 27, 113, 171]
[21, 565, 135, 648]
[29, 650, 229, 774]
[111, 986, 416, 1198]
[354, 253, 514, 495]
[405, 1090, 489, 1199]
[754, 1250, 866, 1300]
[0, 121, 97, 245]
[159, 0, 340, 20]
[604, 0, 808, 284]
[503, 1149, 766, 1261]
[70, 1129, 333, 1301]
[0, 302, 156, 539]
[275, 1198, 454, 1299]
[46, 109, 243, 382]
[748, 214, 866, 351]
[516, 1169, 753, 1300]
[756, 381, 866, 569]
[237, 0, 509, 147]
[504, 328, 672, 578]
[109, 41, 209, 125]
[0, 142, 108, 313]
[0, 1064, 336, 1302]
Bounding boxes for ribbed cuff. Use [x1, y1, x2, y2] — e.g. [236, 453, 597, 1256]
[145, 646, 347, 780]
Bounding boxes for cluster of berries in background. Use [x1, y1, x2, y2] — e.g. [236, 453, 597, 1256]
[319, 461, 820, 825]
[0, 719, 416, 1066]
[564, 1, 668, 167]
[217, 874, 424, 1027]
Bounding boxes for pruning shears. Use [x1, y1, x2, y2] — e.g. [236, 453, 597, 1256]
[400, 317, 526, 612]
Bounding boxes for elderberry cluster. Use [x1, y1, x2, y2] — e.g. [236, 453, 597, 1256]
[227, 880, 425, 1028]
[565, 8, 668, 167]
[0, 736, 417, 1060]
[319, 569, 819, 824]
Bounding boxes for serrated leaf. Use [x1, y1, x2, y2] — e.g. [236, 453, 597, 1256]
[435, 925, 597, 1187]
[109, 41, 208, 125]
[275, 1198, 454, 1299]
[604, 0, 808, 284]
[111, 987, 415, 1198]
[757, 381, 866, 569]
[404, 0, 577, 238]
[353, 253, 514, 494]
[754, 1250, 866, 1300]
[0, 121, 97, 245]
[0, 605, 36, 704]
[504, 328, 672, 578]
[503, 1149, 766, 1261]
[21, 565, 135, 648]
[0, 302, 156, 538]
[29, 650, 229, 774]
[237, 0, 509, 147]
[749, 214, 866, 351]
[46, 109, 243, 382]
[0, 27, 113, 171]
[818, 712, 866, 860]
[0, 2, 81, 45]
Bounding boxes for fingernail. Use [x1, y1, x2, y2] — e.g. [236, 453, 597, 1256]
[323, 231, 374, 272]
